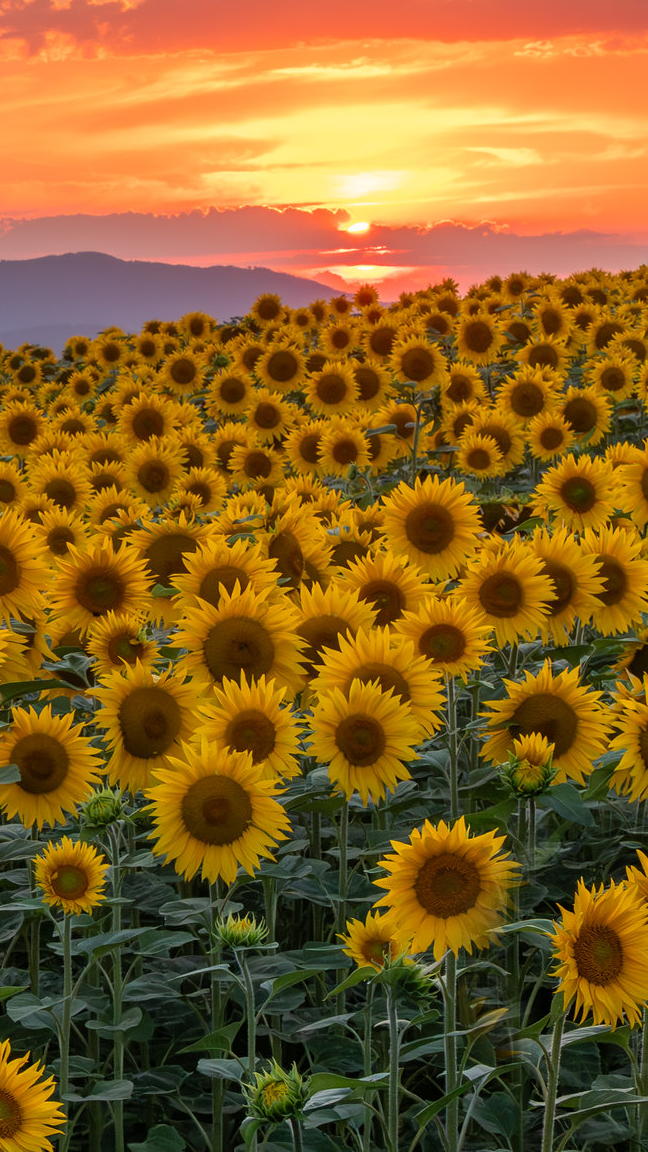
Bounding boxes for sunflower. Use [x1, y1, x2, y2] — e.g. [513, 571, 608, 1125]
[550, 879, 648, 1028]
[340, 910, 413, 970]
[529, 526, 605, 645]
[458, 539, 554, 648]
[584, 350, 637, 403]
[311, 625, 444, 739]
[362, 320, 399, 362]
[441, 361, 487, 407]
[208, 369, 254, 417]
[379, 474, 482, 582]
[0, 704, 103, 829]
[0, 1039, 65, 1152]
[467, 409, 527, 473]
[197, 674, 302, 780]
[124, 436, 185, 507]
[35, 836, 109, 916]
[394, 593, 493, 680]
[86, 459, 127, 496]
[175, 467, 227, 515]
[309, 679, 422, 805]
[51, 405, 95, 440]
[283, 419, 326, 476]
[375, 399, 422, 456]
[86, 610, 158, 675]
[496, 367, 557, 423]
[176, 584, 306, 697]
[318, 420, 371, 477]
[159, 350, 206, 396]
[48, 541, 152, 635]
[148, 740, 291, 884]
[244, 387, 297, 445]
[28, 450, 91, 513]
[373, 815, 520, 960]
[116, 389, 181, 443]
[35, 506, 89, 563]
[0, 399, 45, 456]
[456, 432, 504, 478]
[515, 334, 570, 377]
[341, 549, 428, 628]
[250, 293, 284, 327]
[86, 487, 147, 531]
[351, 360, 394, 412]
[481, 659, 609, 786]
[531, 295, 574, 341]
[534, 452, 621, 532]
[455, 312, 504, 366]
[581, 524, 648, 636]
[617, 443, 648, 530]
[526, 409, 575, 461]
[389, 335, 448, 388]
[172, 536, 279, 613]
[228, 442, 284, 490]
[293, 582, 377, 678]
[609, 695, 648, 803]
[358, 419, 402, 475]
[256, 341, 307, 393]
[305, 361, 359, 417]
[586, 310, 627, 355]
[320, 320, 357, 358]
[626, 848, 648, 906]
[559, 384, 612, 446]
[92, 332, 126, 368]
[0, 508, 50, 625]
[129, 513, 211, 602]
[93, 662, 203, 793]
[264, 499, 334, 591]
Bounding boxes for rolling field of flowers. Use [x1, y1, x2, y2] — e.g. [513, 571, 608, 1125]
[2, 267, 648, 1152]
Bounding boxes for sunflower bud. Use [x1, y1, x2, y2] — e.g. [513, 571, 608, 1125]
[81, 786, 126, 828]
[245, 1061, 307, 1123]
[213, 912, 268, 950]
[502, 734, 555, 797]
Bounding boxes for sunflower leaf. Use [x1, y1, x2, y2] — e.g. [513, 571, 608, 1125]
[0, 762, 20, 784]
[537, 783, 595, 827]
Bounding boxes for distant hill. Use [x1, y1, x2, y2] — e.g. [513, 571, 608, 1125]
[0, 252, 336, 352]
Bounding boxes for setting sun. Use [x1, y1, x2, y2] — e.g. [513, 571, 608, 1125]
[346, 222, 371, 234]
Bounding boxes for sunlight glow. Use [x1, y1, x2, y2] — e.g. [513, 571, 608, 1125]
[347, 221, 371, 234]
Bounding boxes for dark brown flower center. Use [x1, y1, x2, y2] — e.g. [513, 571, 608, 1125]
[573, 925, 623, 984]
[315, 373, 348, 405]
[541, 561, 575, 614]
[419, 623, 466, 662]
[268, 532, 303, 588]
[354, 366, 381, 400]
[76, 569, 124, 614]
[510, 692, 578, 758]
[405, 504, 455, 554]
[560, 477, 597, 513]
[51, 863, 88, 900]
[266, 351, 299, 383]
[400, 346, 436, 382]
[0, 1088, 22, 1137]
[119, 686, 182, 758]
[219, 376, 247, 404]
[203, 618, 275, 684]
[225, 709, 276, 761]
[181, 775, 252, 844]
[478, 573, 523, 618]
[510, 381, 544, 417]
[359, 579, 404, 626]
[170, 358, 197, 385]
[145, 533, 199, 584]
[563, 397, 597, 433]
[335, 714, 386, 765]
[8, 415, 37, 445]
[107, 633, 144, 666]
[137, 461, 170, 493]
[596, 558, 627, 605]
[299, 616, 349, 677]
[132, 409, 165, 440]
[44, 478, 76, 508]
[0, 544, 19, 595]
[540, 425, 564, 450]
[463, 320, 494, 353]
[414, 852, 481, 917]
[353, 663, 410, 703]
[198, 566, 250, 608]
[13, 733, 69, 793]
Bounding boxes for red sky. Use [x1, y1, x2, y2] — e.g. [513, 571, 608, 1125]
[1, 0, 647, 293]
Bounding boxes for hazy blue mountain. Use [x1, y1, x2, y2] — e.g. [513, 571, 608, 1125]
[0, 251, 335, 352]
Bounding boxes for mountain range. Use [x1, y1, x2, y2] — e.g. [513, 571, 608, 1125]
[0, 252, 336, 353]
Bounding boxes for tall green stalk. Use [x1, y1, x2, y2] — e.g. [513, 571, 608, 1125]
[443, 952, 459, 1152]
[108, 824, 125, 1152]
[540, 1010, 565, 1152]
[57, 913, 73, 1152]
[362, 983, 375, 1152]
[210, 881, 224, 1152]
[446, 676, 460, 821]
[386, 983, 401, 1152]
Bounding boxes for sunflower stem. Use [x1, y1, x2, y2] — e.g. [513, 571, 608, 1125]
[635, 1005, 648, 1148]
[507, 642, 518, 679]
[289, 1116, 305, 1152]
[443, 951, 459, 1152]
[236, 950, 257, 1079]
[386, 982, 402, 1152]
[528, 798, 537, 873]
[109, 824, 125, 1152]
[362, 982, 375, 1152]
[28, 824, 41, 997]
[540, 1009, 565, 1152]
[58, 913, 73, 1152]
[446, 676, 460, 821]
[468, 679, 481, 780]
[336, 803, 350, 1014]
[210, 880, 225, 1152]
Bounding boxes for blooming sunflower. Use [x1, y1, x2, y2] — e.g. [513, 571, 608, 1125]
[0, 508, 51, 624]
[208, 369, 254, 417]
[0, 704, 103, 829]
[351, 360, 394, 413]
[116, 389, 182, 443]
[35, 836, 109, 916]
[293, 581, 377, 678]
[244, 387, 297, 445]
[176, 584, 306, 697]
[617, 442, 648, 530]
[456, 432, 504, 478]
[584, 350, 637, 403]
[389, 335, 448, 388]
[93, 662, 202, 793]
[309, 679, 422, 805]
[441, 361, 487, 407]
[516, 333, 570, 376]
[283, 419, 326, 476]
[35, 506, 89, 563]
[197, 673, 302, 780]
[148, 740, 291, 884]
[496, 367, 557, 423]
[86, 610, 158, 675]
[124, 436, 185, 507]
[28, 449, 91, 513]
[379, 474, 482, 582]
[467, 408, 527, 473]
[48, 541, 152, 635]
[526, 409, 575, 461]
[373, 815, 520, 959]
[550, 879, 648, 1028]
[0, 1038, 65, 1152]
[159, 349, 206, 396]
[342, 549, 429, 628]
[609, 693, 648, 803]
[394, 593, 493, 681]
[311, 625, 444, 739]
[529, 526, 605, 646]
[175, 466, 227, 515]
[458, 539, 554, 648]
[559, 384, 612, 446]
[305, 361, 359, 417]
[582, 524, 648, 636]
[481, 659, 609, 786]
[534, 452, 621, 532]
[228, 441, 284, 491]
[172, 536, 279, 613]
[0, 399, 45, 456]
[340, 910, 414, 970]
[256, 341, 307, 393]
[455, 312, 504, 365]
[318, 420, 371, 477]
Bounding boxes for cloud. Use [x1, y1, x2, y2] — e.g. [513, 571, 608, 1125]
[1, 206, 646, 295]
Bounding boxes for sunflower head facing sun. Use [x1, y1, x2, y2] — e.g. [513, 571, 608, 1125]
[35, 836, 110, 916]
[0, 1039, 65, 1152]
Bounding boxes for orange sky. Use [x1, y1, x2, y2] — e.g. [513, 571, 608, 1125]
[1, 0, 648, 291]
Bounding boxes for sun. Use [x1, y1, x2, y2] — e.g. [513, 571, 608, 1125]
[347, 221, 371, 234]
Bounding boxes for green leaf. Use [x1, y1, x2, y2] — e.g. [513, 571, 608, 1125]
[0, 763, 20, 784]
[180, 1023, 242, 1054]
[196, 1058, 245, 1082]
[86, 1008, 142, 1034]
[0, 986, 27, 1002]
[66, 1079, 134, 1103]
[75, 928, 150, 956]
[260, 968, 322, 1005]
[307, 1073, 388, 1100]
[151, 584, 176, 597]
[538, 783, 595, 827]
[414, 1082, 473, 1127]
[128, 1125, 186, 1152]
[327, 967, 374, 997]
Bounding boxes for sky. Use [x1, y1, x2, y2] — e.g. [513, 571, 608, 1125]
[1, 0, 648, 294]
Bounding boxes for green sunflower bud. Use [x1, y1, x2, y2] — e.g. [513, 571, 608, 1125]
[213, 912, 267, 950]
[81, 787, 126, 829]
[245, 1060, 307, 1123]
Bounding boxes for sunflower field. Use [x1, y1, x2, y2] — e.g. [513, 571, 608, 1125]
[3, 268, 648, 1152]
